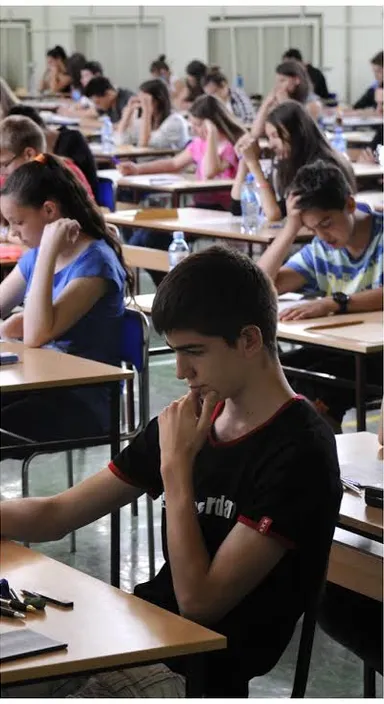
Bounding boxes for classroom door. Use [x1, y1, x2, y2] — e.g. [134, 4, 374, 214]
[0, 20, 29, 90]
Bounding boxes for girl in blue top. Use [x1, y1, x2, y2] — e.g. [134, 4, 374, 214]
[0, 153, 133, 442]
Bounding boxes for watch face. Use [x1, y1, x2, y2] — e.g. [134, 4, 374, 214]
[333, 292, 348, 304]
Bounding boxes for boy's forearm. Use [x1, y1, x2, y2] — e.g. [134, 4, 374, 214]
[257, 221, 299, 281]
[1, 497, 64, 543]
[347, 287, 383, 313]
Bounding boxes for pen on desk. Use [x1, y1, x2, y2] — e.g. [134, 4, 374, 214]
[0, 597, 37, 613]
[112, 156, 120, 167]
[0, 605, 26, 619]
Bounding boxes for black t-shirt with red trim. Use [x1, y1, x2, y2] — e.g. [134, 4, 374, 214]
[109, 397, 342, 677]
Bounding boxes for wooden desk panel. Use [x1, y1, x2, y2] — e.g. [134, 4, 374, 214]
[0, 342, 132, 392]
[0, 542, 225, 685]
[336, 432, 383, 539]
[328, 528, 383, 601]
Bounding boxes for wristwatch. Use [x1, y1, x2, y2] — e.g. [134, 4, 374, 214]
[332, 292, 350, 314]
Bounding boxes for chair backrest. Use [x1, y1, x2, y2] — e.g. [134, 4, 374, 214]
[121, 306, 150, 431]
[290, 564, 328, 698]
[97, 177, 115, 211]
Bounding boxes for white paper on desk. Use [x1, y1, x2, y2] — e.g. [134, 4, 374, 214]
[96, 169, 121, 186]
[341, 461, 383, 488]
[148, 174, 186, 184]
[40, 112, 79, 126]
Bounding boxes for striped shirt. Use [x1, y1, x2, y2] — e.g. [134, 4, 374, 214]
[285, 212, 383, 296]
[226, 88, 255, 123]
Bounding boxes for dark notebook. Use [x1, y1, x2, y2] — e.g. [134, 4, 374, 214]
[0, 628, 67, 662]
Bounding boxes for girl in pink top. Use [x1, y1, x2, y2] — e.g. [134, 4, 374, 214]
[119, 94, 245, 210]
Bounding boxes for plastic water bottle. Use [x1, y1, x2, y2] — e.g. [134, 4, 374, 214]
[168, 231, 190, 270]
[235, 74, 244, 90]
[71, 88, 82, 102]
[331, 125, 347, 155]
[100, 115, 114, 155]
[240, 174, 263, 234]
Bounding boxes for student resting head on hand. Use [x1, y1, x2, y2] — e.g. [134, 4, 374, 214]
[0, 152, 133, 442]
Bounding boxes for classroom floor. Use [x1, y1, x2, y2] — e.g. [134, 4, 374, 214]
[1, 272, 382, 699]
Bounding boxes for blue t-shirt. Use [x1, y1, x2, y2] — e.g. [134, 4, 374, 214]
[18, 239, 126, 429]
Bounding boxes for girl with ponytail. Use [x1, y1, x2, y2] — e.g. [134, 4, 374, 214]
[0, 153, 133, 441]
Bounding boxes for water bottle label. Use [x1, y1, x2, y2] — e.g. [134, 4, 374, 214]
[169, 251, 189, 270]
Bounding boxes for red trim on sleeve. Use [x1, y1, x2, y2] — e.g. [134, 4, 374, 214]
[108, 461, 159, 500]
[238, 514, 296, 550]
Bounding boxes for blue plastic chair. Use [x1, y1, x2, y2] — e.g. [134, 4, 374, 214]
[97, 177, 116, 211]
[18, 306, 155, 585]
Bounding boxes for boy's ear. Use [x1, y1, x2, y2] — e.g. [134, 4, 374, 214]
[346, 195, 356, 214]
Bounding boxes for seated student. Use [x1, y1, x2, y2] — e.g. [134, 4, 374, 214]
[118, 93, 243, 287]
[0, 153, 132, 443]
[257, 159, 383, 433]
[6, 106, 98, 198]
[116, 78, 189, 151]
[175, 59, 207, 111]
[359, 82, 383, 164]
[353, 51, 383, 110]
[231, 100, 355, 221]
[119, 94, 243, 210]
[282, 48, 330, 101]
[38, 45, 71, 94]
[251, 61, 323, 139]
[58, 60, 104, 120]
[149, 54, 184, 104]
[84, 76, 135, 123]
[0, 246, 342, 698]
[203, 67, 255, 124]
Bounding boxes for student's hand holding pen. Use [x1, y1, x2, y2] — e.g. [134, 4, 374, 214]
[118, 160, 138, 176]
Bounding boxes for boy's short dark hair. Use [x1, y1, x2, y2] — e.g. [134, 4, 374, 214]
[283, 48, 303, 62]
[83, 61, 103, 76]
[371, 51, 383, 67]
[8, 104, 45, 128]
[84, 76, 113, 98]
[290, 159, 353, 211]
[152, 246, 278, 357]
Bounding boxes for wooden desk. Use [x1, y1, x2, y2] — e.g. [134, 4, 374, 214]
[105, 207, 313, 254]
[92, 144, 179, 165]
[278, 311, 383, 431]
[0, 542, 225, 692]
[357, 190, 384, 211]
[21, 99, 62, 112]
[0, 342, 133, 587]
[328, 528, 383, 601]
[352, 162, 384, 180]
[336, 432, 383, 540]
[115, 173, 234, 208]
[323, 114, 383, 129]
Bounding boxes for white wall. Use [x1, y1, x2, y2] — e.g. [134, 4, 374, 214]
[0, 5, 382, 102]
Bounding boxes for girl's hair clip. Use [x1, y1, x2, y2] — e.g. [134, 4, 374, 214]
[34, 153, 46, 164]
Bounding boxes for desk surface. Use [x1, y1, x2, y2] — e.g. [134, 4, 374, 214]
[105, 207, 313, 245]
[352, 162, 384, 178]
[336, 432, 383, 539]
[0, 244, 25, 266]
[278, 310, 383, 354]
[0, 342, 132, 393]
[0, 542, 225, 685]
[92, 144, 178, 161]
[116, 172, 234, 193]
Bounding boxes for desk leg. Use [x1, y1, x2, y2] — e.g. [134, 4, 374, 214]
[355, 353, 367, 432]
[171, 192, 180, 208]
[184, 654, 205, 698]
[247, 242, 253, 258]
[110, 381, 121, 588]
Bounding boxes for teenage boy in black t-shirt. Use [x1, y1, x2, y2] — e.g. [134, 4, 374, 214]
[0, 247, 342, 698]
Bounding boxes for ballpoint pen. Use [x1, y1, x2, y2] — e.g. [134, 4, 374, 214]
[0, 605, 26, 619]
[0, 597, 37, 613]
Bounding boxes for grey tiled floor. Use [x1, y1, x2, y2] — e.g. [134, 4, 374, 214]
[1, 273, 382, 698]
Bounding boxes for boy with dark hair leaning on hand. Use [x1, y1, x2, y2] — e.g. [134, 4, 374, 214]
[1, 247, 342, 698]
[257, 159, 383, 433]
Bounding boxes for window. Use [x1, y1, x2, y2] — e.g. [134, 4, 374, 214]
[72, 18, 163, 92]
[208, 16, 321, 96]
